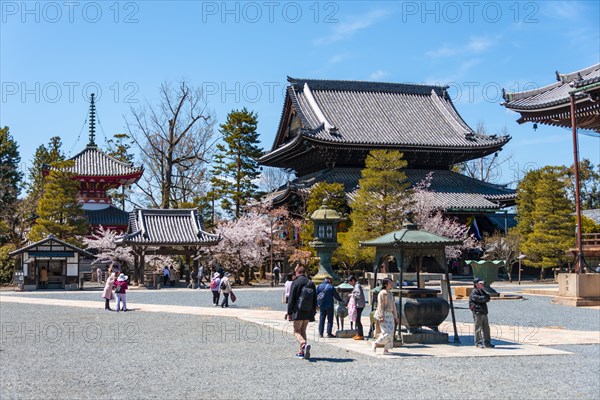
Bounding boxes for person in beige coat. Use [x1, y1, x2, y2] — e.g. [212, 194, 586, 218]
[102, 272, 116, 311]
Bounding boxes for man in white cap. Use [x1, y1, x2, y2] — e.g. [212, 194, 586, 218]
[469, 278, 494, 348]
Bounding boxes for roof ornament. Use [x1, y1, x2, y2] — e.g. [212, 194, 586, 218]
[88, 93, 97, 146]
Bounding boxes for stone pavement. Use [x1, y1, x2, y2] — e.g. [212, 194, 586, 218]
[3, 295, 598, 359]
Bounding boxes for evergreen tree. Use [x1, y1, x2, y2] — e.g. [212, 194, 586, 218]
[27, 136, 64, 201]
[520, 166, 574, 276]
[338, 150, 412, 264]
[515, 168, 543, 248]
[210, 108, 262, 219]
[29, 160, 89, 245]
[0, 127, 22, 207]
[105, 133, 135, 210]
[0, 127, 23, 245]
[565, 159, 600, 210]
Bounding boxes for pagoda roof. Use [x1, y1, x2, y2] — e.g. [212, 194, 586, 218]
[272, 168, 515, 211]
[47, 144, 144, 180]
[260, 77, 510, 172]
[502, 63, 600, 132]
[115, 208, 220, 247]
[84, 205, 130, 228]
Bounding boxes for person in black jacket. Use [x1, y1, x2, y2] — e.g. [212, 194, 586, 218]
[287, 266, 317, 359]
[469, 278, 495, 348]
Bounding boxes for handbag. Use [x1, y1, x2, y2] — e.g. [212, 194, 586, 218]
[230, 292, 237, 303]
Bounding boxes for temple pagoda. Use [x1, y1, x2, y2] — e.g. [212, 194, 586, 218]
[44, 94, 143, 231]
[259, 77, 516, 232]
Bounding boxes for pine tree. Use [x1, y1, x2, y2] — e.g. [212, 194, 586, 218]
[210, 108, 262, 219]
[0, 127, 23, 245]
[520, 166, 574, 276]
[338, 150, 412, 264]
[515, 168, 543, 248]
[105, 133, 135, 210]
[27, 136, 64, 201]
[29, 160, 89, 245]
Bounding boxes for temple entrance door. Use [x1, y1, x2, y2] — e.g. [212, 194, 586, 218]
[47, 260, 66, 289]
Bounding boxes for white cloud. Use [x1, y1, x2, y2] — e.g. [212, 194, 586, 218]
[426, 36, 497, 59]
[314, 9, 387, 45]
[369, 70, 387, 80]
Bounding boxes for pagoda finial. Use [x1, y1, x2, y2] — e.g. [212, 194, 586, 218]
[88, 93, 96, 146]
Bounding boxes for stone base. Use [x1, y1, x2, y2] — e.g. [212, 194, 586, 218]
[551, 296, 600, 307]
[553, 273, 600, 307]
[453, 286, 473, 299]
[399, 331, 448, 344]
[335, 329, 358, 338]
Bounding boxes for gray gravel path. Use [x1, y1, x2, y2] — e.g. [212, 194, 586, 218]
[1, 302, 598, 400]
[3, 286, 599, 331]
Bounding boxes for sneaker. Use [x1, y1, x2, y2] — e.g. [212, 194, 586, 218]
[383, 350, 392, 355]
[303, 344, 311, 360]
[326, 334, 336, 338]
[295, 352, 304, 359]
[353, 335, 364, 341]
[484, 343, 495, 348]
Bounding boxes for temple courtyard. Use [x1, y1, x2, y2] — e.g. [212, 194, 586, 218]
[1, 282, 599, 399]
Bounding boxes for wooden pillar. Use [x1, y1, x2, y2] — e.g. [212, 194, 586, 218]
[140, 251, 145, 285]
[133, 252, 139, 285]
[185, 253, 191, 284]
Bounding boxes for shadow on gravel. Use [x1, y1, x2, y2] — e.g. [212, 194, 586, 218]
[308, 357, 355, 363]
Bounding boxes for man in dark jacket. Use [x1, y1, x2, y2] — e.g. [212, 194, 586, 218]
[469, 278, 495, 348]
[316, 276, 342, 338]
[287, 266, 316, 359]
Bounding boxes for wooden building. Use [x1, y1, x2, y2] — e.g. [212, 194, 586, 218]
[259, 77, 516, 232]
[9, 234, 94, 290]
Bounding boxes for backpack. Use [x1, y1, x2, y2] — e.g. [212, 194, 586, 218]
[115, 283, 123, 294]
[297, 282, 315, 312]
[316, 287, 326, 308]
[210, 278, 218, 290]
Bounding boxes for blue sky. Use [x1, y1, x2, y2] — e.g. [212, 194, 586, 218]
[2, 0, 599, 188]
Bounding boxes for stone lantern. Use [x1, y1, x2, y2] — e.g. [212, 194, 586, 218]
[309, 202, 345, 285]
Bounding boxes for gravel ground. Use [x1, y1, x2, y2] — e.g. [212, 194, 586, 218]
[3, 286, 599, 331]
[1, 302, 598, 400]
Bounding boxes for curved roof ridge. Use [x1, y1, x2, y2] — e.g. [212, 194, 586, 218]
[287, 76, 448, 96]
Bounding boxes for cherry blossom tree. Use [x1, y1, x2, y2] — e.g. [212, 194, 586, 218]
[209, 213, 270, 284]
[83, 226, 134, 267]
[411, 172, 479, 259]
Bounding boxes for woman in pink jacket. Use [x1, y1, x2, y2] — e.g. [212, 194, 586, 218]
[114, 273, 129, 312]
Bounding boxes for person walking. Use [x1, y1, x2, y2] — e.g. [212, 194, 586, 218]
[287, 266, 316, 360]
[102, 271, 116, 311]
[209, 272, 221, 306]
[220, 273, 232, 308]
[96, 267, 103, 284]
[272, 265, 281, 286]
[114, 273, 129, 312]
[372, 278, 399, 355]
[348, 275, 366, 340]
[316, 275, 342, 338]
[169, 266, 177, 287]
[197, 264, 206, 289]
[469, 278, 495, 348]
[39, 266, 48, 289]
[163, 266, 170, 287]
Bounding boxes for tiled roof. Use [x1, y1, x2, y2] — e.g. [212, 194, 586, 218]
[502, 64, 600, 110]
[116, 208, 220, 246]
[582, 209, 600, 224]
[278, 168, 515, 210]
[360, 223, 462, 247]
[9, 234, 94, 257]
[85, 206, 130, 227]
[273, 77, 510, 149]
[48, 145, 143, 178]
